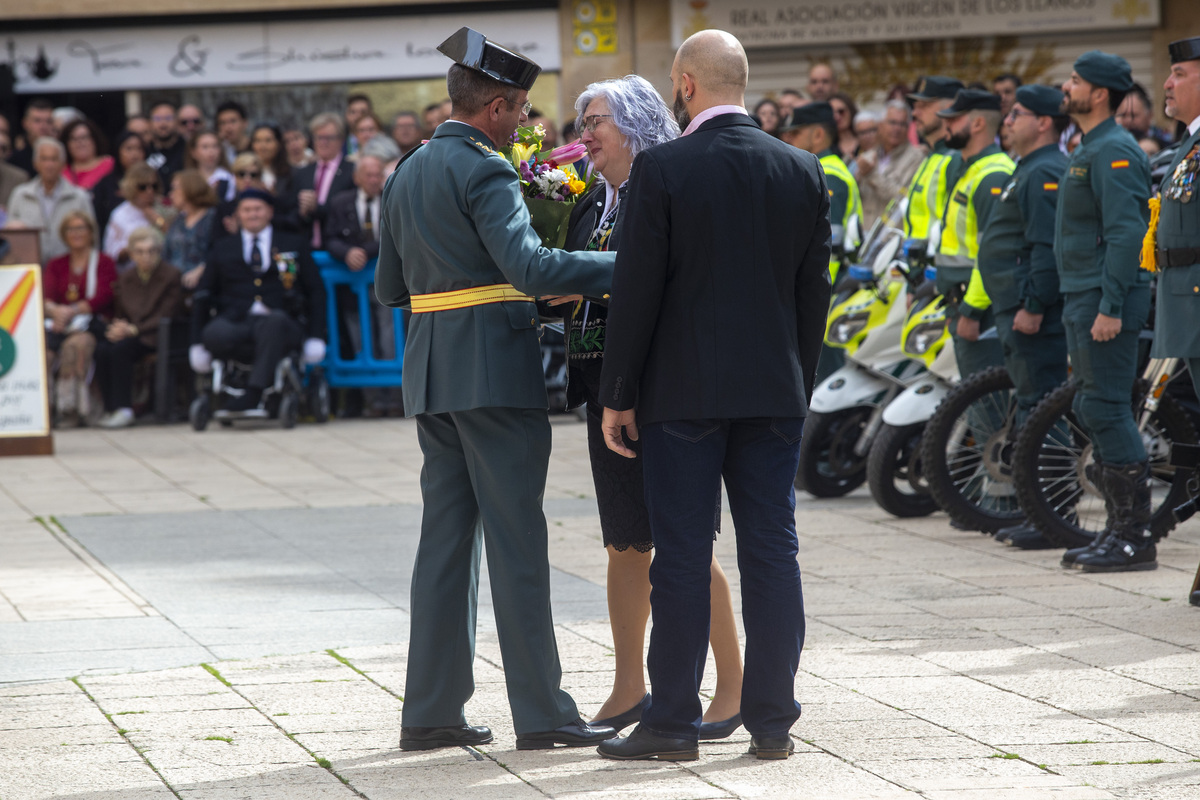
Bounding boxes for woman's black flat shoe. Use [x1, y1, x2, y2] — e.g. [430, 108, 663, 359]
[698, 712, 742, 740]
[590, 693, 651, 734]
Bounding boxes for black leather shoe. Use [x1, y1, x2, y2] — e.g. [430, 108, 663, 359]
[400, 724, 493, 751]
[748, 733, 795, 760]
[949, 517, 978, 532]
[698, 712, 742, 740]
[1190, 590, 1200, 608]
[1077, 538, 1157, 572]
[994, 522, 1034, 544]
[597, 724, 699, 761]
[590, 693, 650, 734]
[1007, 528, 1058, 550]
[516, 718, 616, 750]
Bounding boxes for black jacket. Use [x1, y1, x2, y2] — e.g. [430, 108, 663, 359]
[193, 228, 327, 343]
[598, 113, 832, 424]
[323, 188, 380, 263]
[280, 159, 355, 235]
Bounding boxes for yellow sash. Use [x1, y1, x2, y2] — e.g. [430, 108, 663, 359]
[410, 283, 534, 313]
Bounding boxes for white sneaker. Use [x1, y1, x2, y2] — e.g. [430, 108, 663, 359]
[98, 408, 135, 429]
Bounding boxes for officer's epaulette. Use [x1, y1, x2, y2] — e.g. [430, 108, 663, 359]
[467, 136, 499, 157]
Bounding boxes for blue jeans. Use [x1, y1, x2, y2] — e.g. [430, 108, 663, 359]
[639, 416, 806, 740]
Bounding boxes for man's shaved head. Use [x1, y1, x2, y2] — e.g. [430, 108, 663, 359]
[675, 30, 748, 95]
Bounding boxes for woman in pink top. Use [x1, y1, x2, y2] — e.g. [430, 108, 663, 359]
[61, 119, 115, 191]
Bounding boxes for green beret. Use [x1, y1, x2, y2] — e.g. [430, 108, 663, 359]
[780, 102, 835, 131]
[1073, 50, 1133, 92]
[1015, 85, 1065, 118]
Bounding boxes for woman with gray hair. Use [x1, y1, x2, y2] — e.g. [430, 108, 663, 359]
[93, 226, 182, 428]
[547, 75, 744, 740]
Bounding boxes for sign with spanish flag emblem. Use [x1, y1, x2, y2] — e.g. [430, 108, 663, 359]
[0, 265, 51, 443]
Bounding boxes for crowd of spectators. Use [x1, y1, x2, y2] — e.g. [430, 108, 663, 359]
[0, 64, 1187, 428]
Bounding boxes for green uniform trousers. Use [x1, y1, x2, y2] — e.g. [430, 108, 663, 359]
[1062, 287, 1151, 466]
[404, 406, 579, 734]
[994, 304, 1068, 429]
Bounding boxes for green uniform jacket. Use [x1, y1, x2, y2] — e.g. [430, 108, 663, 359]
[1053, 116, 1151, 317]
[1152, 126, 1200, 358]
[375, 122, 615, 416]
[977, 143, 1068, 315]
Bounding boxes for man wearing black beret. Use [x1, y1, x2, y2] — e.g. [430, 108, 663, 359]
[904, 76, 967, 239]
[975, 86, 1071, 549]
[1055, 50, 1156, 573]
[190, 189, 327, 413]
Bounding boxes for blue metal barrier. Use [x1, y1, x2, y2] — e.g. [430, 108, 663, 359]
[312, 251, 405, 389]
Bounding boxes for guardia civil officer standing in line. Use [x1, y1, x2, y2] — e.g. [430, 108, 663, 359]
[903, 76, 966, 240]
[971, 85, 1070, 550]
[1146, 36, 1200, 600]
[375, 27, 618, 751]
[1054, 51, 1155, 573]
[778, 102, 862, 381]
[933, 90, 1013, 381]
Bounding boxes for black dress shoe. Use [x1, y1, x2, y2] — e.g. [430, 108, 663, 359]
[748, 733, 795, 760]
[223, 387, 263, 413]
[597, 724, 699, 761]
[516, 717, 616, 750]
[590, 693, 650, 734]
[1190, 590, 1200, 608]
[1007, 528, 1058, 550]
[400, 724, 493, 751]
[994, 522, 1034, 544]
[698, 712, 742, 740]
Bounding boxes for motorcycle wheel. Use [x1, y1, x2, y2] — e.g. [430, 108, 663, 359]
[1011, 380, 1198, 549]
[921, 366, 1025, 533]
[867, 422, 938, 517]
[795, 407, 872, 498]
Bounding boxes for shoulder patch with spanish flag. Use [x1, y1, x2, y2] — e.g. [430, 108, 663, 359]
[990, 187, 1002, 195]
[1111, 159, 1129, 169]
[1044, 182, 1058, 191]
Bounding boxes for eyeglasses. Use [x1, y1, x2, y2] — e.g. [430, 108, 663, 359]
[497, 98, 533, 116]
[137, 183, 157, 192]
[832, 107, 849, 116]
[179, 117, 203, 126]
[236, 171, 261, 179]
[1006, 109, 1037, 121]
[581, 114, 613, 133]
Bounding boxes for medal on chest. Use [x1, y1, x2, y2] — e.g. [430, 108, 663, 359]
[1165, 144, 1200, 204]
[999, 176, 1018, 202]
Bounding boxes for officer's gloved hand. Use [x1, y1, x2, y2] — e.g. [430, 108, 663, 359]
[303, 338, 327, 365]
[189, 344, 213, 373]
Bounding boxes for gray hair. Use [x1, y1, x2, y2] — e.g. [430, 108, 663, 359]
[128, 225, 165, 252]
[309, 112, 345, 138]
[34, 136, 66, 161]
[853, 110, 880, 127]
[885, 99, 912, 122]
[361, 135, 400, 163]
[574, 75, 678, 170]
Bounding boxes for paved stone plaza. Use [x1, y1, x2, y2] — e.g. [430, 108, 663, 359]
[2, 416, 1200, 799]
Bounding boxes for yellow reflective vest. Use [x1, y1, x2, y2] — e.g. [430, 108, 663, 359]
[936, 147, 1015, 312]
[904, 142, 960, 240]
[820, 150, 862, 283]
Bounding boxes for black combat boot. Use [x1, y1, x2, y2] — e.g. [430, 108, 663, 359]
[1061, 458, 1112, 568]
[1075, 461, 1156, 572]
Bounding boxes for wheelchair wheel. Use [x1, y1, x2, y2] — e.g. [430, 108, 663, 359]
[1011, 381, 1198, 549]
[308, 378, 330, 424]
[795, 407, 872, 498]
[189, 397, 210, 432]
[280, 394, 299, 429]
[921, 366, 1024, 533]
[867, 422, 938, 518]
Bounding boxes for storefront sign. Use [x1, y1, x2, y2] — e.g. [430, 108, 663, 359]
[6, 9, 561, 93]
[0, 265, 51, 445]
[673, 0, 1160, 47]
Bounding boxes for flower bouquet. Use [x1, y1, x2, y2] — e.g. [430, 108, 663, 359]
[503, 124, 591, 249]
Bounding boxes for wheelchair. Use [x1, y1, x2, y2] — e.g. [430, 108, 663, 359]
[188, 343, 330, 431]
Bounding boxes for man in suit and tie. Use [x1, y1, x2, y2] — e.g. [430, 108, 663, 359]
[325, 154, 401, 415]
[283, 113, 355, 243]
[375, 27, 617, 753]
[597, 29, 832, 762]
[190, 188, 327, 411]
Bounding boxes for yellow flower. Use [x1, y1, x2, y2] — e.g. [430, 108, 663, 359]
[567, 179, 586, 195]
[511, 142, 538, 166]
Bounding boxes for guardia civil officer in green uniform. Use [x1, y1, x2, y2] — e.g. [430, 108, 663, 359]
[780, 102, 862, 380]
[1148, 36, 1200, 601]
[375, 27, 618, 751]
[973, 85, 1070, 550]
[933, 90, 1013, 380]
[1053, 51, 1155, 573]
[904, 76, 967, 240]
